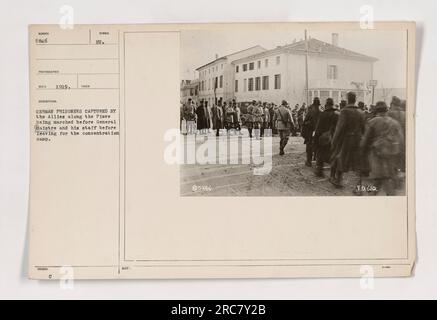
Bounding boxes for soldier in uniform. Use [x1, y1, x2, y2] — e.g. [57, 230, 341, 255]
[233, 101, 242, 134]
[297, 103, 306, 134]
[253, 101, 265, 139]
[313, 98, 339, 177]
[388, 96, 406, 173]
[361, 101, 404, 195]
[211, 102, 223, 137]
[183, 99, 197, 135]
[224, 102, 235, 133]
[261, 103, 270, 137]
[339, 100, 347, 110]
[273, 100, 295, 155]
[302, 97, 321, 167]
[291, 104, 299, 136]
[196, 100, 211, 135]
[246, 100, 256, 138]
[330, 92, 365, 188]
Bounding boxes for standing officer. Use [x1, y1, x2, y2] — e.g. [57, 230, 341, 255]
[246, 100, 256, 138]
[273, 100, 295, 155]
[253, 101, 265, 139]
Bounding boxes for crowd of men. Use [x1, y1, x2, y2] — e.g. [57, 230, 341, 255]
[180, 92, 406, 195]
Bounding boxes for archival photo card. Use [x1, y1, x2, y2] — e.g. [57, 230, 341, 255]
[179, 27, 409, 197]
[28, 22, 415, 279]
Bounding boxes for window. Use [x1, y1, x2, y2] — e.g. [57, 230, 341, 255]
[219, 75, 223, 88]
[328, 65, 338, 80]
[276, 56, 280, 65]
[243, 64, 247, 72]
[214, 77, 218, 89]
[243, 79, 247, 92]
[249, 62, 254, 70]
[221, 64, 223, 70]
[274, 74, 281, 89]
[208, 79, 211, 90]
[236, 65, 239, 73]
[262, 76, 269, 90]
[257, 60, 261, 69]
[255, 77, 261, 91]
[235, 80, 238, 92]
[265, 59, 268, 67]
[248, 78, 254, 91]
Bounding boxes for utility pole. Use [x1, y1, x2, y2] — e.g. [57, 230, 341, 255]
[304, 29, 310, 106]
[368, 79, 378, 105]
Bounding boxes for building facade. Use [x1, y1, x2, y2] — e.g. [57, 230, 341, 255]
[180, 79, 199, 104]
[196, 45, 266, 107]
[232, 36, 378, 106]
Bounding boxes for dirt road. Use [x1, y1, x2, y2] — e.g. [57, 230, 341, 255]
[179, 130, 398, 196]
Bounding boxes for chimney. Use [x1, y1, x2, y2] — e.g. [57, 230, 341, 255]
[332, 33, 339, 46]
[215, 54, 219, 60]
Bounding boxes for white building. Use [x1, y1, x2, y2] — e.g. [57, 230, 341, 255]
[180, 79, 199, 104]
[232, 35, 378, 105]
[196, 45, 266, 107]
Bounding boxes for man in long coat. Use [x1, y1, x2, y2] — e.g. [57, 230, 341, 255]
[388, 96, 406, 173]
[211, 103, 223, 137]
[196, 100, 211, 134]
[330, 92, 365, 188]
[273, 100, 295, 155]
[360, 101, 404, 195]
[302, 97, 321, 167]
[313, 98, 339, 177]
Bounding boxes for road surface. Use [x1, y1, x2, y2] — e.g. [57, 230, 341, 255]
[180, 129, 405, 197]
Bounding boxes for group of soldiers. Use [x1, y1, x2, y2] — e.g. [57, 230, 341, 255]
[181, 98, 270, 138]
[180, 99, 307, 139]
[180, 92, 406, 195]
[297, 92, 406, 195]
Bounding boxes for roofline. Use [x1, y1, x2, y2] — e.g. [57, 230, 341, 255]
[195, 45, 266, 71]
[231, 39, 377, 64]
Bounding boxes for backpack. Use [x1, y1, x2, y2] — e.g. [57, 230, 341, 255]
[372, 119, 402, 158]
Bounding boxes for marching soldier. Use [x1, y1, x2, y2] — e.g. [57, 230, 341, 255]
[361, 101, 404, 195]
[273, 100, 295, 155]
[330, 92, 365, 188]
[313, 98, 339, 177]
[297, 103, 306, 134]
[388, 96, 406, 173]
[302, 97, 321, 167]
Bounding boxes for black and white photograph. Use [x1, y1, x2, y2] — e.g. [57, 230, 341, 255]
[180, 27, 408, 197]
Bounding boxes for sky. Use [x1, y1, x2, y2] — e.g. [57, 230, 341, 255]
[180, 26, 407, 89]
